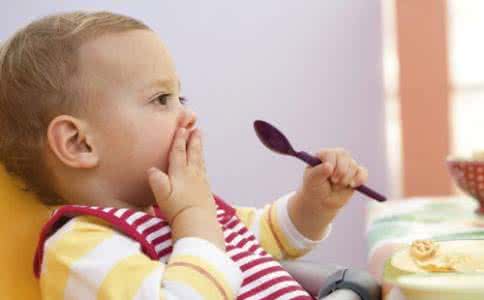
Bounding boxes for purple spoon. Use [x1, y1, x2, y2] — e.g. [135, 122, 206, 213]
[254, 120, 386, 202]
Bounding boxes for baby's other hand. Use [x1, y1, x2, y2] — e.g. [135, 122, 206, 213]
[297, 148, 368, 212]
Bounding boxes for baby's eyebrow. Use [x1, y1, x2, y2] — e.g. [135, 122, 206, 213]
[143, 79, 181, 92]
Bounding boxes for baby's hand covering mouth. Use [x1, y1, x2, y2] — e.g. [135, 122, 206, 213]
[146, 127, 225, 249]
[147, 127, 216, 224]
[187, 126, 198, 135]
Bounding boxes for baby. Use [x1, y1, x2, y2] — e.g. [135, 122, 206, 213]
[0, 11, 368, 300]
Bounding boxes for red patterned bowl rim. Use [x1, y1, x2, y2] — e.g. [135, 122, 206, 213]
[446, 157, 484, 165]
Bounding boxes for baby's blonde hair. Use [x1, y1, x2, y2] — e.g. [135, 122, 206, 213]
[0, 11, 150, 203]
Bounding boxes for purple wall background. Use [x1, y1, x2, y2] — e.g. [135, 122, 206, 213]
[1, 0, 389, 268]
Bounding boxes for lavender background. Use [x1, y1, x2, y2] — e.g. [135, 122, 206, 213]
[0, 0, 389, 268]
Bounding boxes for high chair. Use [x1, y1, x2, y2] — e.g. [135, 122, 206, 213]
[0, 164, 379, 300]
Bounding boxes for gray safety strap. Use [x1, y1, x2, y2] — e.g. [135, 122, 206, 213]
[318, 269, 380, 300]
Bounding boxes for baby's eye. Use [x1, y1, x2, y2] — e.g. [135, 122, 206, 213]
[152, 95, 187, 106]
[154, 94, 170, 105]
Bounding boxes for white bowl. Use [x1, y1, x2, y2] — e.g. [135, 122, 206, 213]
[385, 240, 484, 300]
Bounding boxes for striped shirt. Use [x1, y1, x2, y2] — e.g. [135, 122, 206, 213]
[34, 193, 330, 300]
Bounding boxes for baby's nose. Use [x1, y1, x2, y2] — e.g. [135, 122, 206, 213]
[179, 109, 197, 130]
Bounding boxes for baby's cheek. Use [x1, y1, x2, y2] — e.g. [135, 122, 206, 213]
[132, 113, 178, 171]
[142, 132, 173, 170]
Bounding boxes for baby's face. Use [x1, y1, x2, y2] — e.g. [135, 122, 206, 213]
[78, 30, 196, 206]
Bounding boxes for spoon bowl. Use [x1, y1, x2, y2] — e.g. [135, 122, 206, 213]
[254, 120, 295, 155]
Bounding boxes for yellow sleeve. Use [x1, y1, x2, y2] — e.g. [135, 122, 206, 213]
[40, 216, 242, 300]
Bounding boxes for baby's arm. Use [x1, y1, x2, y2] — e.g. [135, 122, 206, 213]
[235, 193, 329, 261]
[40, 216, 242, 300]
[235, 148, 368, 261]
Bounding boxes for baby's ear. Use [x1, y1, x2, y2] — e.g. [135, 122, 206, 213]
[47, 115, 98, 169]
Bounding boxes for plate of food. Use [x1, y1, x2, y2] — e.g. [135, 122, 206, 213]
[384, 239, 484, 300]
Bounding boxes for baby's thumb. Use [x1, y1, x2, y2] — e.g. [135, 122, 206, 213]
[147, 168, 171, 202]
[304, 162, 333, 183]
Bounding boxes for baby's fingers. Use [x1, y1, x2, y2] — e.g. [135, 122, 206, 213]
[169, 128, 188, 174]
[148, 167, 171, 203]
[341, 160, 358, 187]
[187, 129, 205, 169]
[331, 150, 350, 183]
[351, 166, 368, 188]
[304, 162, 333, 184]
[316, 150, 337, 173]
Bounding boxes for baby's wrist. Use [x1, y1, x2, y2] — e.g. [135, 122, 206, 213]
[171, 205, 217, 225]
[170, 206, 225, 250]
[299, 187, 346, 213]
[293, 190, 340, 220]
[289, 192, 338, 240]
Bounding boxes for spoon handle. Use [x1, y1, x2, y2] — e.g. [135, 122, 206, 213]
[295, 151, 321, 167]
[295, 151, 386, 202]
